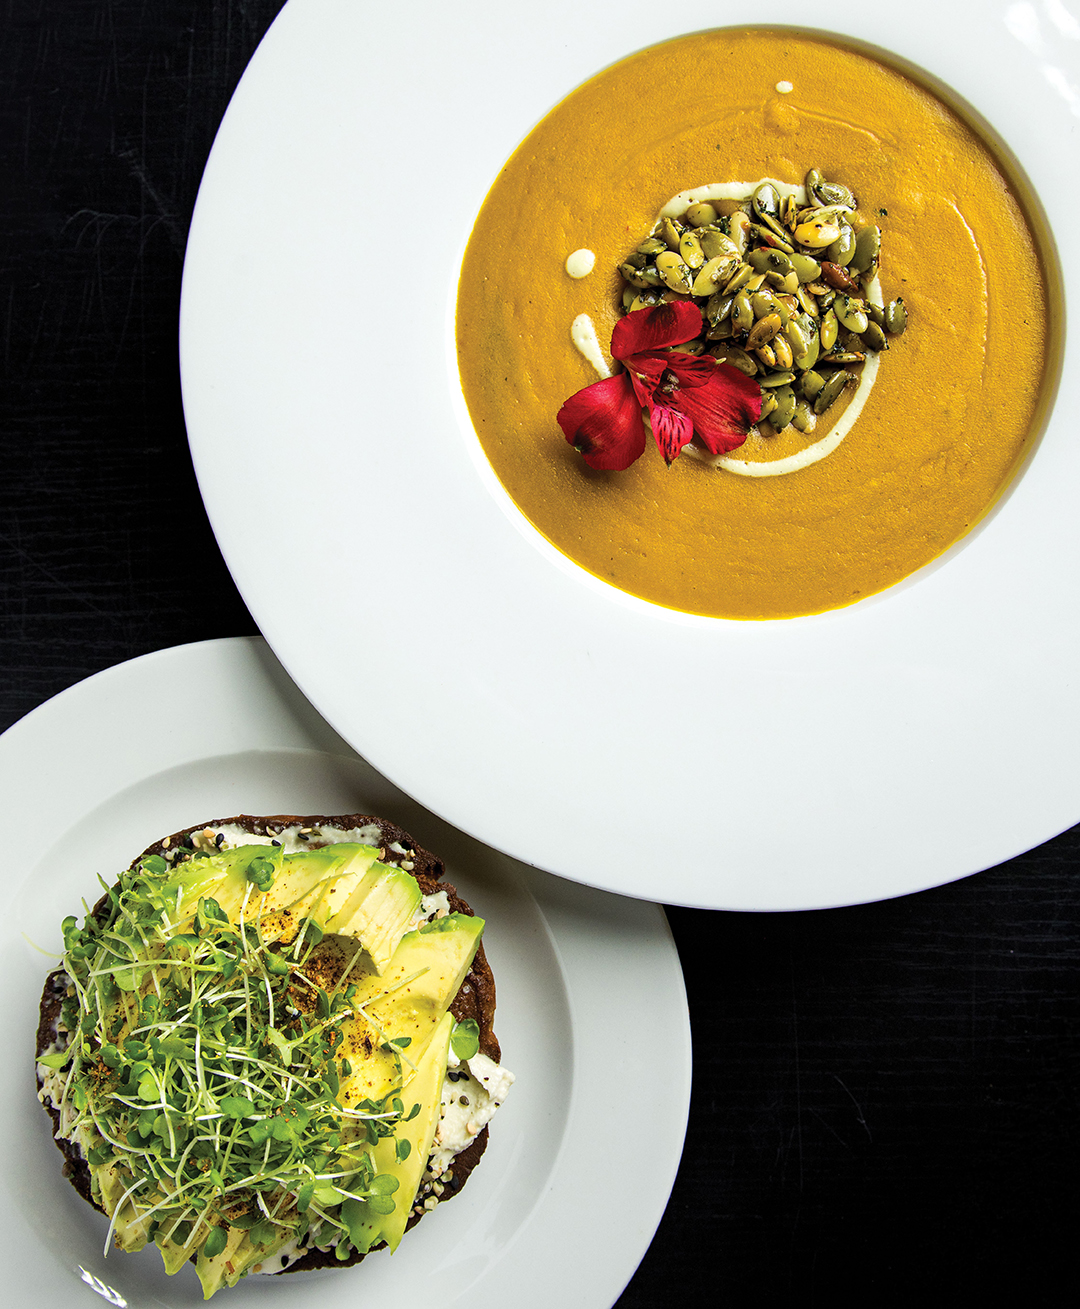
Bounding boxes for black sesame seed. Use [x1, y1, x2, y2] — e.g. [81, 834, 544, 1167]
[214, 833, 225, 848]
[280, 1256, 289, 1267]
[458, 1095, 470, 1106]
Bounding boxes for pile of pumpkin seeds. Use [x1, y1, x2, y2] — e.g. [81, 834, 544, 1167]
[619, 169, 908, 435]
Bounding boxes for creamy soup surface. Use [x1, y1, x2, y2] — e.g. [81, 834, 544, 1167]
[455, 29, 1049, 620]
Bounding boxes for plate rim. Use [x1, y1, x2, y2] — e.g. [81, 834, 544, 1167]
[0, 636, 691, 1308]
[179, 0, 1080, 911]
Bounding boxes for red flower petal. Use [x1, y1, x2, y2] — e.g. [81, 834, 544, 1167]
[661, 351, 723, 388]
[648, 403, 695, 466]
[622, 350, 712, 392]
[557, 373, 647, 471]
[672, 361, 763, 455]
[611, 302, 705, 360]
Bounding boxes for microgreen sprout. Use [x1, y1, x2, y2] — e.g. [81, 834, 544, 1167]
[450, 1019, 480, 1062]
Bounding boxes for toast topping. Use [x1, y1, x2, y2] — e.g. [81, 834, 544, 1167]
[37, 822, 512, 1298]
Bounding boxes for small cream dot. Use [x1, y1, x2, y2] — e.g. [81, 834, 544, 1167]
[775, 80, 794, 94]
[565, 248, 596, 278]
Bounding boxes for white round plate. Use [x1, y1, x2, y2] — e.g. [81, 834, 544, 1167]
[180, 0, 1078, 910]
[0, 638, 689, 1309]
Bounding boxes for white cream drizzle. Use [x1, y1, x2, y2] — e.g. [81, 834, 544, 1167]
[570, 179, 882, 478]
[565, 248, 596, 278]
[571, 313, 610, 378]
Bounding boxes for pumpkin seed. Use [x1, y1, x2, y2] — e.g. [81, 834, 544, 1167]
[797, 203, 851, 224]
[699, 228, 740, 260]
[815, 180, 856, 208]
[825, 221, 857, 267]
[752, 181, 780, 219]
[746, 313, 783, 350]
[789, 252, 822, 284]
[834, 294, 868, 334]
[813, 369, 855, 415]
[679, 231, 706, 270]
[764, 270, 800, 295]
[759, 392, 779, 419]
[660, 216, 684, 250]
[630, 290, 665, 312]
[622, 286, 637, 310]
[636, 237, 667, 256]
[794, 219, 841, 248]
[732, 291, 755, 333]
[861, 321, 888, 352]
[795, 285, 820, 317]
[685, 202, 719, 228]
[705, 289, 735, 326]
[773, 333, 794, 369]
[692, 255, 727, 296]
[821, 262, 861, 293]
[755, 343, 776, 368]
[655, 250, 694, 293]
[724, 263, 755, 295]
[805, 168, 825, 203]
[848, 224, 881, 275]
[729, 211, 752, 255]
[768, 385, 797, 430]
[752, 218, 795, 251]
[620, 263, 662, 289]
[884, 297, 908, 334]
[759, 369, 797, 388]
[751, 289, 789, 325]
[792, 332, 820, 373]
[748, 248, 796, 277]
[800, 369, 825, 400]
[784, 317, 810, 358]
[713, 345, 757, 376]
[791, 400, 817, 433]
[819, 308, 839, 352]
[866, 302, 885, 328]
[828, 351, 866, 364]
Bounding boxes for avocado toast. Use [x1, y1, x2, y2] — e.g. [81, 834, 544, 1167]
[35, 814, 512, 1298]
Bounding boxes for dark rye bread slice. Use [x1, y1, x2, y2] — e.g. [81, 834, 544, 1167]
[36, 813, 500, 1277]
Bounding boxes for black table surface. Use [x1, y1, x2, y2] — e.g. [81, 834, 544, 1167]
[3, 4, 1077, 1303]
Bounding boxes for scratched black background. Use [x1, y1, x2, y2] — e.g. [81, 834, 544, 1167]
[2, 3, 1078, 1304]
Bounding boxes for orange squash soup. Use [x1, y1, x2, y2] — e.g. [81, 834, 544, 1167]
[455, 29, 1050, 619]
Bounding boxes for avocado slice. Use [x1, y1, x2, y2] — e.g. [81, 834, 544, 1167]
[192, 843, 420, 974]
[195, 1225, 254, 1299]
[338, 914, 484, 1108]
[323, 863, 423, 973]
[162, 844, 272, 919]
[193, 844, 378, 935]
[344, 1009, 454, 1255]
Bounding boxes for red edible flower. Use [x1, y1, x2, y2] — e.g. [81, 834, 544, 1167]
[558, 302, 763, 470]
